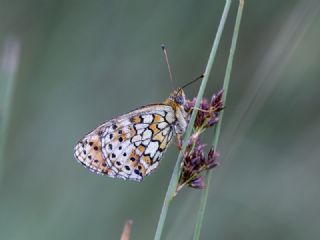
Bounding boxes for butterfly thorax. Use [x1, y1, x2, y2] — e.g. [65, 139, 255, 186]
[163, 89, 188, 134]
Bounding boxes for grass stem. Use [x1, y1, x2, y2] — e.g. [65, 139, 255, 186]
[153, 1, 231, 239]
[0, 36, 20, 184]
[192, 1, 245, 239]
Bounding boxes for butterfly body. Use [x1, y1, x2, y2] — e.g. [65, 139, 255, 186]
[74, 89, 187, 181]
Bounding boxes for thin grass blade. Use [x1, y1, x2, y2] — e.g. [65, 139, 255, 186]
[192, 1, 245, 239]
[153, 1, 232, 239]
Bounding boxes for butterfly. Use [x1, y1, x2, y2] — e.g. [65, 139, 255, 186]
[73, 89, 189, 182]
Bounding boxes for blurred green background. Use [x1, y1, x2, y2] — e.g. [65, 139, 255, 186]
[1, 0, 320, 239]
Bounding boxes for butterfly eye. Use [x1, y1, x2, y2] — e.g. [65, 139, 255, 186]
[175, 95, 184, 105]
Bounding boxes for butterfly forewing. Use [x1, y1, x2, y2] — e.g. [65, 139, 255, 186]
[74, 104, 177, 181]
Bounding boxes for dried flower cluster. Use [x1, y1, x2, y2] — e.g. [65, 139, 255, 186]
[176, 90, 224, 193]
[184, 90, 224, 130]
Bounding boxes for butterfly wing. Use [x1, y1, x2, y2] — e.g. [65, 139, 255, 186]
[74, 104, 176, 181]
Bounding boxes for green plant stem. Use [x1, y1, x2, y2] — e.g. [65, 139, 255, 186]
[153, 1, 231, 239]
[192, 1, 245, 240]
[0, 36, 20, 184]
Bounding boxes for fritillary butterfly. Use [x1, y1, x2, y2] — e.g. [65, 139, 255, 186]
[74, 89, 188, 182]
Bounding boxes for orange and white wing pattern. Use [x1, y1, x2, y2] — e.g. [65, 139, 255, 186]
[74, 104, 177, 182]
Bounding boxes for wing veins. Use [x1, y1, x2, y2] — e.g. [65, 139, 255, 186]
[105, 125, 174, 165]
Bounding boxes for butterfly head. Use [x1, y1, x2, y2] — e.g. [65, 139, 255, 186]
[165, 88, 188, 134]
[169, 88, 186, 106]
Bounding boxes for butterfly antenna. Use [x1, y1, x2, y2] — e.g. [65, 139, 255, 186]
[180, 74, 204, 90]
[161, 44, 175, 89]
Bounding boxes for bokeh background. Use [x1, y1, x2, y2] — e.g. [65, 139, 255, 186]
[1, 0, 320, 239]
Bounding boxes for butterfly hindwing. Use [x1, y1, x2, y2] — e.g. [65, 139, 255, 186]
[74, 104, 176, 181]
[74, 122, 116, 177]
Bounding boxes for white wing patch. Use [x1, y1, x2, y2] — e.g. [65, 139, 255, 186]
[145, 141, 159, 158]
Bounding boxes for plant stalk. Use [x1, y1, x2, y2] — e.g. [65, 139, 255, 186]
[192, 1, 245, 239]
[153, 1, 232, 239]
[0, 36, 20, 185]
